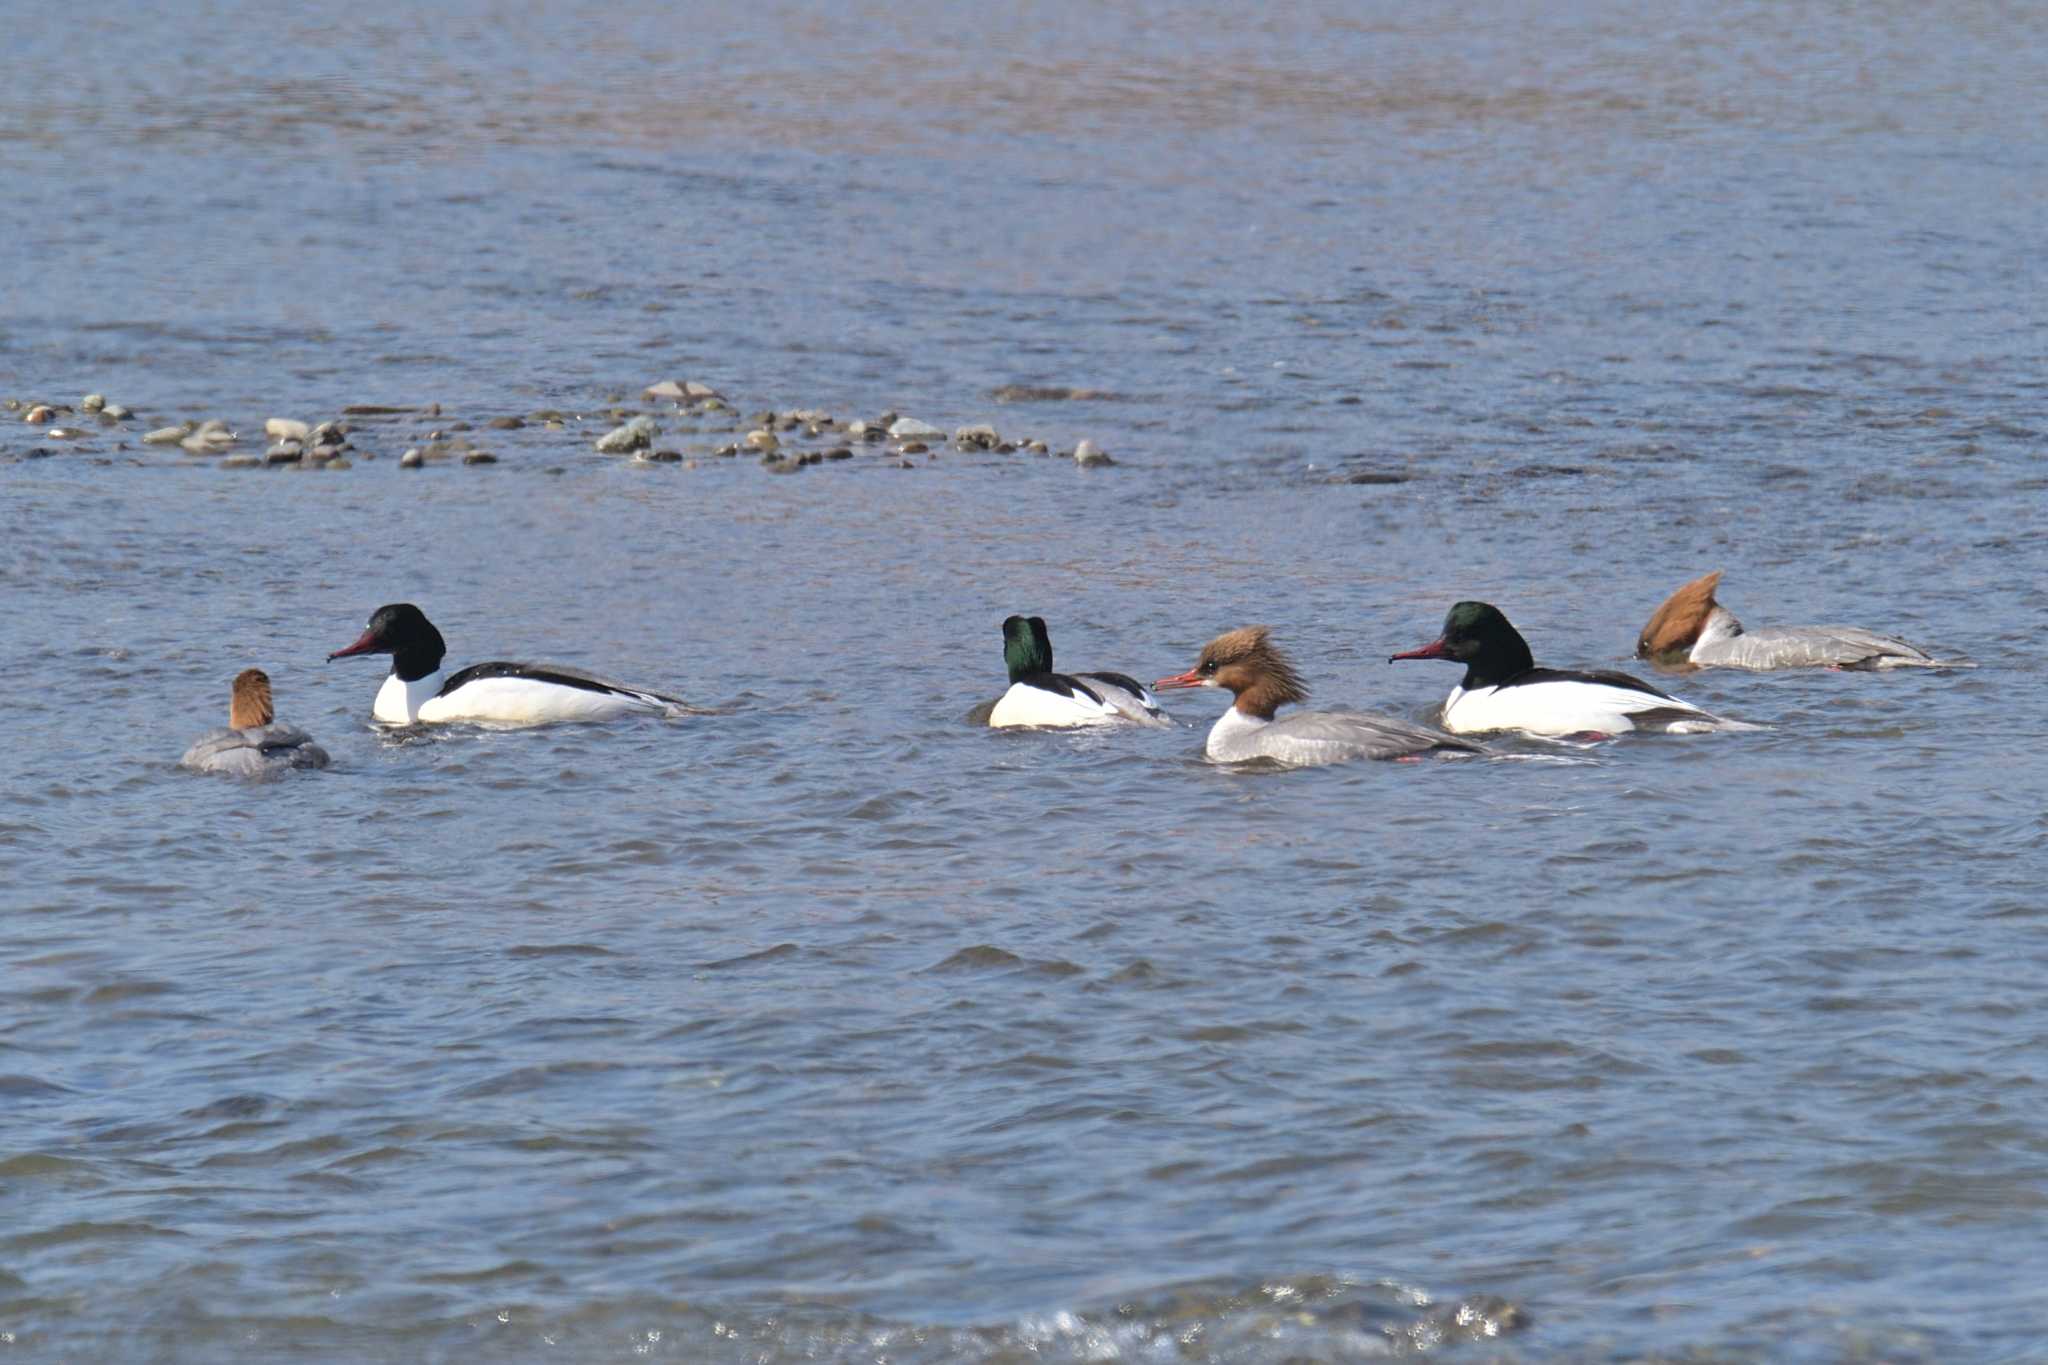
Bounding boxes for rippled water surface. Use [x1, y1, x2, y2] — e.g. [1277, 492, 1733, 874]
[4, 2, 2047, 1360]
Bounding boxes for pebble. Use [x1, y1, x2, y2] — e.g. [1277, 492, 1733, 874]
[1026, 440, 1049, 454]
[143, 423, 193, 444]
[265, 418, 309, 443]
[44, 428, 83, 439]
[595, 416, 657, 453]
[80, 394, 105, 413]
[899, 440, 929, 455]
[221, 455, 260, 469]
[954, 423, 1000, 449]
[265, 440, 303, 460]
[638, 448, 683, 463]
[486, 415, 524, 430]
[181, 420, 234, 454]
[462, 451, 497, 465]
[400, 448, 423, 468]
[825, 446, 853, 460]
[685, 381, 721, 402]
[714, 443, 739, 457]
[1074, 439, 1114, 467]
[762, 454, 800, 474]
[342, 404, 410, 416]
[745, 429, 780, 451]
[888, 417, 945, 440]
[24, 405, 56, 424]
[100, 403, 130, 421]
[644, 380, 686, 401]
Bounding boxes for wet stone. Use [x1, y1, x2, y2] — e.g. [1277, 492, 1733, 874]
[898, 440, 929, 455]
[221, 454, 260, 469]
[888, 416, 944, 439]
[80, 393, 105, 412]
[265, 418, 309, 442]
[486, 416, 525, 430]
[1074, 439, 1114, 467]
[824, 446, 854, 460]
[745, 429, 779, 451]
[144, 423, 192, 444]
[639, 448, 683, 463]
[643, 380, 686, 401]
[24, 405, 56, 424]
[462, 451, 497, 465]
[265, 445, 301, 465]
[595, 417, 657, 453]
[399, 448, 423, 468]
[955, 423, 1000, 449]
[100, 403, 131, 421]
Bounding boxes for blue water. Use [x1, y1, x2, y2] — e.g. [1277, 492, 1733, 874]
[3, 2, 2046, 1359]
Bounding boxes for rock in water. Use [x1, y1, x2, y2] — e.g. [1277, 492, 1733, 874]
[265, 418, 309, 442]
[888, 417, 945, 439]
[595, 417, 658, 453]
[1074, 439, 1114, 467]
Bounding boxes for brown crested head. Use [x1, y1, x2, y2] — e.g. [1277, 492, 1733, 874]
[1155, 625, 1309, 719]
[1636, 570, 1723, 661]
[230, 668, 274, 727]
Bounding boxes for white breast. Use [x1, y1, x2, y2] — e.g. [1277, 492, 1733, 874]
[374, 671, 446, 724]
[1441, 680, 1709, 736]
[988, 681, 1118, 728]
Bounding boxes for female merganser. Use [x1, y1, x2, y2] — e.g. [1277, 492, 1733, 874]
[1154, 626, 1482, 765]
[180, 669, 331, 776]
[984, 615, 1169, 728]
[327, 603, 690, 726]
[1392, 601, 1752, 737]
[1636, 570, 1960, 670]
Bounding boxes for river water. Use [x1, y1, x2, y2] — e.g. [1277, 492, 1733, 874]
[3, 2, 2045, 1360]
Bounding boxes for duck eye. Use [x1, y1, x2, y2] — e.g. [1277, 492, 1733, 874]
[1199, 660, 1217, 675]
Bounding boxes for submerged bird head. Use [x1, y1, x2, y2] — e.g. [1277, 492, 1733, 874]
[1390, 601, 1536, 686]
[230, 668, 274, 727]
[1636, 570, 1723, 662]
[1001, 614, 1055, 683]
[1154, 625, 1308, 720]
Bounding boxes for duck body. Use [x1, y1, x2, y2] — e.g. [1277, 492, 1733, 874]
[1436, 669, 1723, 736]
[182, 724, 331, 777]
[1157, 626, 1482, 767]
[985, 617, 1168, 729]
[1637, 572, 1952, 671]
[332, 604, 688, 727]
[1396, 601, 1751, 737]
[181, 668, 329, 776]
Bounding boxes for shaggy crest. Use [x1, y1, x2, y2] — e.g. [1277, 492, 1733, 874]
[1198, 625, 1309, 717]
[1637, 570, 1723, 659]
[230, 668, 275, 727]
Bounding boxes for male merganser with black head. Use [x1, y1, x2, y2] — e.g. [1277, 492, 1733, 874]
[984, 615, 1169, 728]
[327, 603, 690, 726]
[1636, 570, 1962, 671]
[1155, 626, 1483, 765]
[1392, 601, 1752, 737]
[181, 668, 331, 777]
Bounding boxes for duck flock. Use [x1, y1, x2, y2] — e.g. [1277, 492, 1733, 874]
[181, 570, 1966, 777]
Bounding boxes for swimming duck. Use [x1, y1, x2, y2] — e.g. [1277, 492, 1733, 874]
[1155, 626, 1483, 765]
[327, 603, 690, 726]
[1393, 601, 1752, 736]
[1636, 570, 1958, 670]
[180, 669, 331, 776]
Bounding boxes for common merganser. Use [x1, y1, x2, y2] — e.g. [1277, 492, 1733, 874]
[1154, 626, 1483, 765]
[1636, 570, 1961, 671]
[327, 603, 691, 726]
[1392, 601, 1752, 737]
[180, 669, 331, 776]
[983, 615, 1169, 728]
